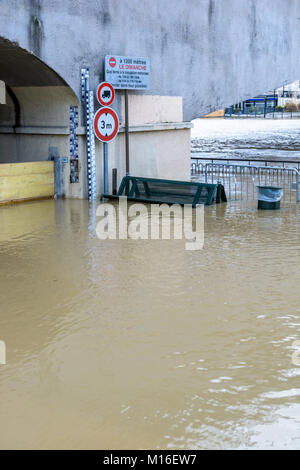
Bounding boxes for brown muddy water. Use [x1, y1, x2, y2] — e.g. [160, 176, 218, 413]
[0, 198, 299, 449]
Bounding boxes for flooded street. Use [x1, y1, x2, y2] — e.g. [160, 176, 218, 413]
[2, 0, 300, 455]
[192, 118, 300, 161]
[0, 194, 300, 449]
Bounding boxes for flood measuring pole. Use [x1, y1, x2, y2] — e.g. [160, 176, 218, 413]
[81, 67, 97, 200]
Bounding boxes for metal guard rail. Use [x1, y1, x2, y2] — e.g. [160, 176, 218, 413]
[192, 162, 300, 204]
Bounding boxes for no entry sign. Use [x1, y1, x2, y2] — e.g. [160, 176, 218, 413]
[109, 57, 116, 68]
[93, 107, 119, 143]
[105, 55, 150, 90]
[96, 82, 115, 107]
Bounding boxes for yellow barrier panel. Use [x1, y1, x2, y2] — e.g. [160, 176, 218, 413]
[0, 161, 54, 204]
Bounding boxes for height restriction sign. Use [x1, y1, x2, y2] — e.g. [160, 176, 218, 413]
[93, 107, 119, 143]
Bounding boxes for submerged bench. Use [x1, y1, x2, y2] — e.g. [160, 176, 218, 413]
[102, 176, 227, 207]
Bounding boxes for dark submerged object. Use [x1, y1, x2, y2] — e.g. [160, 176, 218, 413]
[257, 186, 282, 210]
[102, 176, 227, 207]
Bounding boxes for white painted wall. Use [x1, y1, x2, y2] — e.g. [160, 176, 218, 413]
[120, 95, 183, 126]
[13, 87, 78, 126]
[93, 126, 191, 197]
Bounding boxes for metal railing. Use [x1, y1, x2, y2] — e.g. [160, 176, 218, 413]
[191, 156, 300, 170]
[191, 162, 300, 204]
[224, 107, 300, 119]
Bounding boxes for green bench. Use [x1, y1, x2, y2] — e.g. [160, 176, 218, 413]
[102, 176, 226, 207]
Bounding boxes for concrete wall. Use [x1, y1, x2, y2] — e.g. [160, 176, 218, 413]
[1, 0, 300, 120]
[91, 94, 191, 195]
[12, 86, 78, 126]
[120, 96, 183, 126]
[1, 0, 300, 198]
[0, 85, 82, 197]
[0, 161, 54, 203]
[93, 125, 192, 195]
[0, 84, 191, 198]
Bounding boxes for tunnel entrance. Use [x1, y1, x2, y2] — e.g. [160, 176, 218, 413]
[0, 37, 80, 204]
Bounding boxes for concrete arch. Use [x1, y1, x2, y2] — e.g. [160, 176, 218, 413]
[0, 36, 71, 88]
[0, 36, 81, 202]
[1, 0, 300, 121]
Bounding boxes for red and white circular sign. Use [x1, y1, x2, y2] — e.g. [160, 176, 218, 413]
[109, 57, 116, 68]
[96, 82, 115, 107]
[93, 107, 119, 143]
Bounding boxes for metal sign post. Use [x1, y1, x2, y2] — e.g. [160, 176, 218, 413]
[93, 103, 119, 195]
[125, 89, 130, 176]
[105, 55, 150, 180]
[94, 83, 119, 195]
[103, 142, 109, 194]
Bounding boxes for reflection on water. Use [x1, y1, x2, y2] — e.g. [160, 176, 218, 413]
[0, 198, 300, 449]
